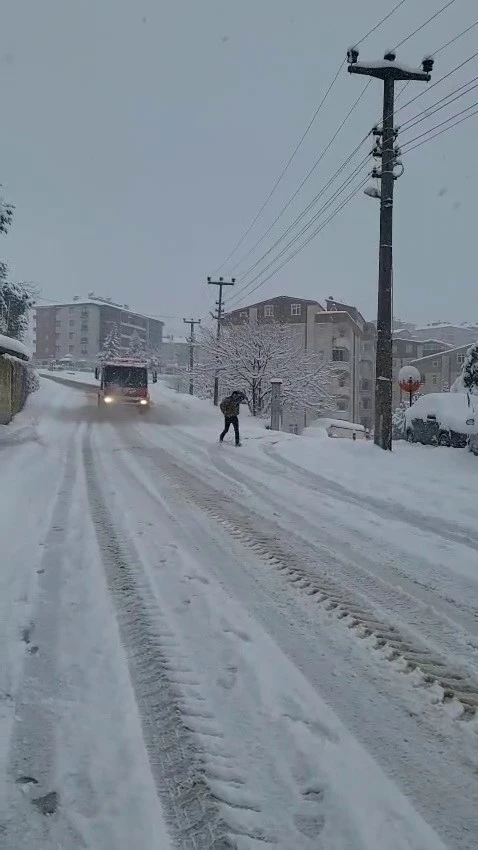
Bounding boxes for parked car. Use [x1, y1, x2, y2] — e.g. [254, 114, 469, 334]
[405, 393, 475, 448]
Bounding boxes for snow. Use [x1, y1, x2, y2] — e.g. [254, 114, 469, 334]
[0, 332, 30, 360]
[405, 391, 476, 434]
[1, 376, 477, 849]
[351, 59, 429, 76]
[310, 416, 365, 432]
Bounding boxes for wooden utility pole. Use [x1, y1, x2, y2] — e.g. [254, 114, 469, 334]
[207, 277, 235, 405]
[183, 318, 201, 395]
[348, 48, 433, 450]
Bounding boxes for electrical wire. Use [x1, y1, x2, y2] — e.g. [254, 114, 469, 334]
[237, 146, 371, 283]
[400, 99, 478, 147]
[401, 103, 478, 154]
[394, 0, 459, 50]
[228, 159, 372, 307]
[231, 177, 370, 310]
[432, 20, 478, 56]
[211, 0, 413, 274]
[229, 82, 372, 274]
[398, 76, 478, 132]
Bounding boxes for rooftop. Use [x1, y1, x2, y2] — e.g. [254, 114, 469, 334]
[0, 332, 31, 361]
[35, 298, 164, 324]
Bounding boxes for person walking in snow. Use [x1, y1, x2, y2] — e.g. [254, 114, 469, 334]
[219, 390, 246, 446]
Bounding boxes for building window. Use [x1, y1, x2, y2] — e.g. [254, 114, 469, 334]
[432, 359, 439, 367]
[239, 311, 248, 320]
[81, 323, 88, 331]
[80, 337, 88, 344]
[291, 303, 301, 316]
[362, 398, 370, 409]
[318, 350, 324, 360]
[457, 353, 465, 365]
[432, 374, 438, 385]
[361, 379, 370, 391]
[336, 399, 348, 411]
[69, 345, 74, 353]
[69, 307, 75, 313]
[406, 344, 413, 354]
[332, 348, 348, 362]
[69, 332, 74, 339]
[421, 374, 426, 384]
[289, 424, 298, 434]
[264, 305, 274, 317]
[81, 347, 88, 355]
[69, 319, 75, 327]
[55, 332, 60, 338]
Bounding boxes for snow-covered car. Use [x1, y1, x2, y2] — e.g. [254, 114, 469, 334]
[405, 392, 475, 448]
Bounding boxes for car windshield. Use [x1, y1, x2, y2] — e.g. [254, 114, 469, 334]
[104, 366, 147, 388]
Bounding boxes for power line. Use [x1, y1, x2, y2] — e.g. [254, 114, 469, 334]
[394, 0, 459, 50]
[212, 59, 345, 275]
[229, 83, 372, 274]
[228, 38, 478, 302]
[399, 76, 478, 132]
[396, 49, 478, 117]
[231, 177, 370, 310]
[432, 19, 478, 56]
[228, 161, 371, 308]
[235, 144, 370, 285]
[211, 0, 413, 273]
[401, 99, 478, 147]
[401, 103, 478, 154]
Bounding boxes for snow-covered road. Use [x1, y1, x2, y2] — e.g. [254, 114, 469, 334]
[1, 379, 477, 850]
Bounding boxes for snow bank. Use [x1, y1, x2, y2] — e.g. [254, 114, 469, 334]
[0, 333, 30, 361]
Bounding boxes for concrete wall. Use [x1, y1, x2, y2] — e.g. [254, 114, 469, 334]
[0, 357, 28, 424]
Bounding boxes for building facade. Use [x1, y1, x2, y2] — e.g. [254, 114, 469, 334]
[223, 295, 375, 430]
[34, 295, 164, 363]
[392, 336, 452, 408]
[410, 344, 473, 395]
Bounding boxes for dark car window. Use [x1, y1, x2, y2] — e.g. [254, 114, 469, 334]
[103, 367, 147, 388]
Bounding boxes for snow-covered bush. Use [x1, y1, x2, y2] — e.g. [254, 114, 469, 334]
[392, 403, 407, 440]
[26, 365, 40, 394]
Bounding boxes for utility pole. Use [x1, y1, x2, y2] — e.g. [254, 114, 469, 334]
[207, 276, 235, 405]
[183, 317, 201, 395]
[348, 48, 433, 450]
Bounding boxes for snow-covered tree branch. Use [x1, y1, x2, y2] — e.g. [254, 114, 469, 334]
[0, 264, 37, 341]
[196, 321, 338, 417]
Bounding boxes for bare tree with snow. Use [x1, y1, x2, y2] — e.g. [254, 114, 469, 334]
[196, 320, 337, 418]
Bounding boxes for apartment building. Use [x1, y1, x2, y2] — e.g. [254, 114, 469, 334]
[392, 335, 451, 407]
[223, 295, 375, 430]
[411, 323, 478, 348]
[410, 343, 473, 394]
[33, 294, 164, 363]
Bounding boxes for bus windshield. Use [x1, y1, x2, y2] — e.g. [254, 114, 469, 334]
[103, 366, 147, 388]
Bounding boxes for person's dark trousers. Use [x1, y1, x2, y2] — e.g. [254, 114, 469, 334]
[220, 416, 240, 445]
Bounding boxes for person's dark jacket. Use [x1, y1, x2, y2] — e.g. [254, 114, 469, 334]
[220, 393, 244, 418]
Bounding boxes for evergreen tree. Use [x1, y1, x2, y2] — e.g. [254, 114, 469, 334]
[0, 264, 36, 341]
[126, 331, 146, 360]
[98, 324, 123, 362]
[462, 341, 478, 394]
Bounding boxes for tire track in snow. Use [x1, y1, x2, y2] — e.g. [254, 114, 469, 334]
[83, 429, 275, 850]
[1, 437, 87, 849]
[129, 440, 478, 720]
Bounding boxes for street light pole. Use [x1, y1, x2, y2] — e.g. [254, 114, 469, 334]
[348, 48, 433, 450]
[207, 276, 235, 405]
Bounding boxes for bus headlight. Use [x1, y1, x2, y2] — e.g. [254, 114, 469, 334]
[104, 396, 113, 404]
[140, 399, 148, 406]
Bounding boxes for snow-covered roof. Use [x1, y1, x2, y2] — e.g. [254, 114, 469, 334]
[0, 333, 30, 361]
[414, 322, 478, 331]
[35, 299, 164, 324]
[411, 342, 475, 363]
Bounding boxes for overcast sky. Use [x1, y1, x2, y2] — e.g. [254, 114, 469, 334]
[1, 0, 477, 335]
